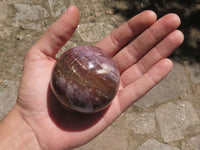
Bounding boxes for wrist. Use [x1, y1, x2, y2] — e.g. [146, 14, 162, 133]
[0, 105, 41, 150]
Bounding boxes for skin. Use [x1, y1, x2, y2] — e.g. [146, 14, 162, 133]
[0, 5, 184, 150]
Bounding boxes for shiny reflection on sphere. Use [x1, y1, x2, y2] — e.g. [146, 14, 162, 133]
[51, 46, 120, 113]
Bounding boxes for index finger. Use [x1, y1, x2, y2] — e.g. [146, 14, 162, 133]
[95, 10, 157, 56]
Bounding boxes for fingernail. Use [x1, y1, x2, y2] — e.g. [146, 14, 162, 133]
[67, 5, 75, 13]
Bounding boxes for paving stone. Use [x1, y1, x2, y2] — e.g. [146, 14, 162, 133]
[48, 0, 67, 18]
[0, 2, 8, 20]
[77, 22, 114, 42]
[188, 28, 200, 51]
[7, 0, 43, 4]
[155, 101, 200, 143]
[181, 141, 191, 150]
[0, 2, 16, 39]
[185, 61, 200, 84]
[13, 4, 49, 30]
[0, 80, 19, 120]
[0, 42, 26, 80]
[68, 0, 105, 19]
[126, 112, 156, 134]
[137, 139, 180, 150]
[0, 24, 13, 40]
[187, 134, 200, 150]
[111, 113, 127, 129]
[135, 61, 191, 108]
[76, 126, 129, 150]
[0, 25, 13, 40]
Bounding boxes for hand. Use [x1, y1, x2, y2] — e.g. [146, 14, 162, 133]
[0, 5, 184, 150]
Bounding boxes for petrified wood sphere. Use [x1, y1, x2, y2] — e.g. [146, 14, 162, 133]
[51, 46, 120, 113]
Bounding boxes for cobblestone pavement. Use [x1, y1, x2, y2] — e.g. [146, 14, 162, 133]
[0, 0, 200, 150]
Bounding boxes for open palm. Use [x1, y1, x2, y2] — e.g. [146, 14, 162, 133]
[15, 6, 184, 150]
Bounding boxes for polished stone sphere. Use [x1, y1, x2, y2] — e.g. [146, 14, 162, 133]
[50, 45, 120, 113]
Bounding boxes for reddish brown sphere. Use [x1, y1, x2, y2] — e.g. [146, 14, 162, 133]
[50, 45, 120, 113]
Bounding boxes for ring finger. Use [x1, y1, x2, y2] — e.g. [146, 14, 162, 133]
[120, 30, 184, 87]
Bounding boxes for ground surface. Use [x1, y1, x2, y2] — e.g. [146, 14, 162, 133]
[0, 0, 200, 150]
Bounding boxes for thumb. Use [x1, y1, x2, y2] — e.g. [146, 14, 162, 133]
[28, 5, 80, 59]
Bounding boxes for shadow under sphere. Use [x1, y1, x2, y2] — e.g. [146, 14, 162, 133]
[47, 86, 108, 131]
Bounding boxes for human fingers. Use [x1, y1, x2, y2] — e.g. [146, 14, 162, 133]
[121, 30, 184, 87]
[113, 13, 181, 73]
[27, 5, 80, 60]
[95, 10, 157, 56]
[118, 59, 173, 110]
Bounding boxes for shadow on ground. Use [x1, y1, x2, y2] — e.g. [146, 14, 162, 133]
[108, 0, 200, 62]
